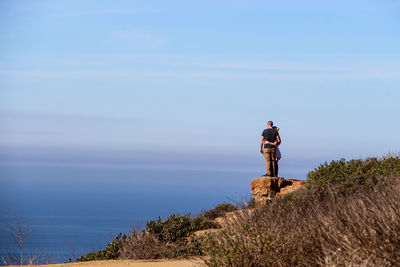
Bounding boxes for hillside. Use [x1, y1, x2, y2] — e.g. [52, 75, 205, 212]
[6, 155, 400, 267]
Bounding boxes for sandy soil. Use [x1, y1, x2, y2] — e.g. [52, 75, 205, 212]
[16, 258, 207, 267]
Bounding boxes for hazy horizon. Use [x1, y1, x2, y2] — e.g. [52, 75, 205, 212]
[1, 0, 400, 173]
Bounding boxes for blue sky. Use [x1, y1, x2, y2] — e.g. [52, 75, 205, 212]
[1, 0, 400, 176]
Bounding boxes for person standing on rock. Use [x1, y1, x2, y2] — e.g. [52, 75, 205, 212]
[272, 126, 281, 176]
[260, 121, 281, 177]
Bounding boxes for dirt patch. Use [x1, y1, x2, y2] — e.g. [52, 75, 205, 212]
[11, 258, 207, 267]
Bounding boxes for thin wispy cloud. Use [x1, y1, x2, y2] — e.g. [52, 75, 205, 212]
[1, 66, 399, 80]
[0, 109, 145, 123]
[57, 7, 164, 17]
[3, 51, 399, 78]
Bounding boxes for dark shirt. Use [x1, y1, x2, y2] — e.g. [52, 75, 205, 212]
[262, 128, 279, 148]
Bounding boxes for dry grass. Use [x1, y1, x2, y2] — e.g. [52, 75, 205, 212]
[1, 252, 53, 266]
[119, 231, 193, 260]
[202, 175, 400, 267]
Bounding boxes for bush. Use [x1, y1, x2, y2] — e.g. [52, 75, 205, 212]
[191, 216, 220, 231]
[202, 175, 400, 267]
[146, 213, 218, 243]
[146, 214, 193, 243]
[77, 233, 126, 261]
[306, 155, 400, 189]
[202, 203, 238, 220]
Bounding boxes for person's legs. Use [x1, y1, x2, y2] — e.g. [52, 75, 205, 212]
[263, 149, 269, 175]
[264, 148, 273, 176]
[275, 160, 279, 177]
[270, 147, 276, 177]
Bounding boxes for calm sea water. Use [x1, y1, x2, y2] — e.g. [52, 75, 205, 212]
[0, 164, 267, 264]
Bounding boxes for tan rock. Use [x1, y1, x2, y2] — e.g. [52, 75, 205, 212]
[250, 177, 305, 207]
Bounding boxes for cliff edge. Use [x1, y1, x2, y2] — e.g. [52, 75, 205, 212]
[251, 177, 305, 207]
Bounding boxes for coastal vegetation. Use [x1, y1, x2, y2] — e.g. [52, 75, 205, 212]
[77, 206, 231, 261]
[76, 155, 400, 266]
[203, 155, 400, 266]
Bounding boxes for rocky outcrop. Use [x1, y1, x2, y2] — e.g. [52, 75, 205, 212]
[250, 177, 305, 207]
[194, 177, 306, 238]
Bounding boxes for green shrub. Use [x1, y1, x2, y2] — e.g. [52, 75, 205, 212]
[203, 203, 238, 220]
[146, 214, 192, 243]
[306, 155, 400, 189]
[77, 233, 127, 261]
[146, 213, 219, 243]
[191, 216, 220, 231]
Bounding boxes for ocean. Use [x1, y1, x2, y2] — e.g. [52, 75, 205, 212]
[0, 164, 268, 264]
